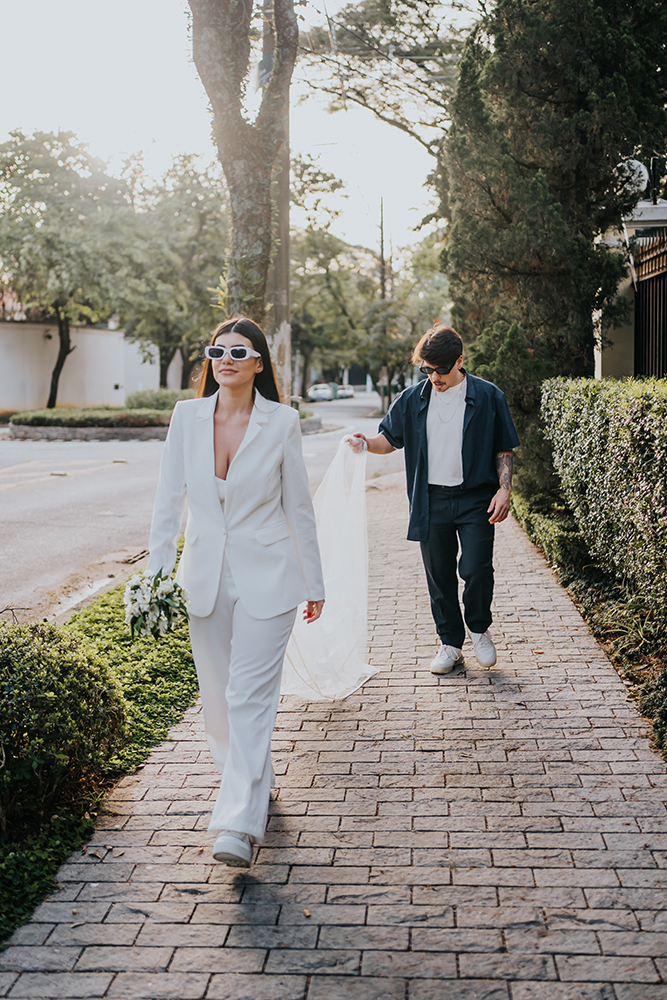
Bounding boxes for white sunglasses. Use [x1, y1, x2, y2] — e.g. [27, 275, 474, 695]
[204, 344, 261, 362]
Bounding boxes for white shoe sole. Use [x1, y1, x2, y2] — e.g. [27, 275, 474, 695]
[212, 848, 252, 868]
[430, 653, 464, 675]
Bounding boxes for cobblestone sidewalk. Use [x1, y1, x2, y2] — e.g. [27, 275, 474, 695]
[2, 475, 667, 1000]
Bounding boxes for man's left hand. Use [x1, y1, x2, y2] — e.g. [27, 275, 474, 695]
[488, 489, 511, 524]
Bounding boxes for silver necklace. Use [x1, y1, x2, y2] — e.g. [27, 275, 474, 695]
[433, 380, 465, 424]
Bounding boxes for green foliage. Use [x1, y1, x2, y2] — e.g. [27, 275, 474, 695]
[0, 623, 126, 836]
[118, 155, 230, 388]
[512, 475, 667, 758]
[302, 0, 463, 224]
[639, 672, 667, 756]
[291, 223, 449, 402]
[124, 389, 196, 410]
[443, 0, 667, 496]
[0, 131, 133, 407]
[0, 811, 94, 943]
[66, 584, 198, 772]
[0, 569, 198, 942]
[510, 492, 589, 572]
[10, 408, 171, 428]
[541, 377, 667, 618]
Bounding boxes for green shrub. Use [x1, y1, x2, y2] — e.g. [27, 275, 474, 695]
[0, 623, 126, 836]
[541, 377, 667, 615]
[9, 408, 171, 428]
[66, 583, 198, 772]
[0, 568, 199, 942]
[510, 492, 589, 572]
[125, 389, 196, 410]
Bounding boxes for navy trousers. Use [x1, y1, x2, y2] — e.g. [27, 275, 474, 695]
[419, 484, 495, 649]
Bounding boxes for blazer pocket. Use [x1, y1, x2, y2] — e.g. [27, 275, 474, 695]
[255, 521, 290, 545]
[184, 525, 199, 546]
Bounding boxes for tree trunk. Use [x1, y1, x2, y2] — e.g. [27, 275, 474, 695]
[159, 344, 178, 388]
[46, 311, 75, 408]
[300, 348, 314, 398]
[180, 342, 199, 390]
[189, 0, 298, 324]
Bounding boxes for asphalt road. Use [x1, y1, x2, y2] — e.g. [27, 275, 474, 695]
[0, 392, 404, 622]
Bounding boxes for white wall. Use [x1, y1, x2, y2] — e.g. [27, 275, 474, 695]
[0, 322, 159, 412]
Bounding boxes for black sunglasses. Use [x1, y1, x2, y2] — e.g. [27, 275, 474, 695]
[419, 362, 456, 376]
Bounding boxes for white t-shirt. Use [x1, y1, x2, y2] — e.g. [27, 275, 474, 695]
[426, 376, 467, 486]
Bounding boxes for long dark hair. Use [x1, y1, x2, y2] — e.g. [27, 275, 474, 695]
[197, 317, 282, 402]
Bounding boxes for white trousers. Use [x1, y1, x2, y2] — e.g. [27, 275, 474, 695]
[188, 558, 297, 842]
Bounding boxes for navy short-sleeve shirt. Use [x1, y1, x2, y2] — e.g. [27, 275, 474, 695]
[379, 372, 520, 541]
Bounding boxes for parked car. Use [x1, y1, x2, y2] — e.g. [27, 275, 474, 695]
[307, 383, 334, 402]
[336, 385, 355, 399]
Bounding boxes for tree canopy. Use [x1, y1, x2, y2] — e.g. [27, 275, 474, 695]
[0, 130, 129, 407]
[442, 0, 667, 499]
[118, 155, 230, 389]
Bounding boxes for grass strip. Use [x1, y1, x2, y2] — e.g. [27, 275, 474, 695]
[0, 580, 198, 943]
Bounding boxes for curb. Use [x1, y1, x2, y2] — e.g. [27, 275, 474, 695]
[8, 425, 169, 442]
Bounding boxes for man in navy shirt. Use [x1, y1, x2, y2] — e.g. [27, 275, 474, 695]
[350, 324, 520, 674]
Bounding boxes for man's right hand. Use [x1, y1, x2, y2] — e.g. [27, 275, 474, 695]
[347, 432, 396, 456]
[347, 433, 368, 454]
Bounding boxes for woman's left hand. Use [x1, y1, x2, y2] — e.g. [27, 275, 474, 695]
[304, 600, 325, 623]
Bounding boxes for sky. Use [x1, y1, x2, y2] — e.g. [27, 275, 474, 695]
[0, 0, 440, 251]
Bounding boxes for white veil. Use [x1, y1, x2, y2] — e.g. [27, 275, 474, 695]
[281, 437, 378, 701]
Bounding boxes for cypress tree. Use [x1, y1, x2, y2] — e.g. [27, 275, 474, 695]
[443, 0, 667, 502]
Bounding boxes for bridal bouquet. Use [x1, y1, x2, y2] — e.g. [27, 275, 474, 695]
[123, 570, 188, 640]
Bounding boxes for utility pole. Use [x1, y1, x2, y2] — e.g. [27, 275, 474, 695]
[379, 198, 386, 301]
[262, 0, 292, 402]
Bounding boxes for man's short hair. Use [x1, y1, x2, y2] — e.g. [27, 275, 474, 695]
[411, 324, 463, 369]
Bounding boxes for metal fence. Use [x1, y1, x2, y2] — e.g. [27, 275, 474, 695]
[634, 233, 667, 377]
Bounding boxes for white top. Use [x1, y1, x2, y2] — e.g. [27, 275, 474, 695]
[426, 376, 467, 486]
[215, 476, 227, 507]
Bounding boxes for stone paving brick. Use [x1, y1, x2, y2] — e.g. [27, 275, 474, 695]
[614, 987, 667, 1000]
[307, 976, 405, 999]
[207, 974, 307, 1000]
[7, 972, 112, 998]
[6, 478, 667, 998]
[410, 982, 509, 1000]
[0, 946, 81, 972]
[511, 985, 616, 1000]
[106, 972, 209, 998]
[0, 974, 18, 998]
[556, 954, 660, 982]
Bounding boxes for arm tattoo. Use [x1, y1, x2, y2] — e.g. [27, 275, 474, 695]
[496, 452, 513, 491]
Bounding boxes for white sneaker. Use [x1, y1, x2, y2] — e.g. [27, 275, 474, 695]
[212, 830, 253, 868]
[467, 629, 497, 667]
[430, 643, 464, 675]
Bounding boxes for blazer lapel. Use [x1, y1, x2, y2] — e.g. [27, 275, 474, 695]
[226, 391, 270, 478]
[194, 391, 223, 520]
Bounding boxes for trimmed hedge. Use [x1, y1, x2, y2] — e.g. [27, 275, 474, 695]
[510, 493, 589, 572]
[10, 408, 171, 428]
[541, 377, 667, 615]
[0, 623, 126, 836]
[125, 389, 196, 410]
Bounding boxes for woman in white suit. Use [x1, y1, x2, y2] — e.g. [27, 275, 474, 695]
[147, 317, 324, 868]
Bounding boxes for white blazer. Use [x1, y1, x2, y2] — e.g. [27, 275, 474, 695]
[147, 390, 325, 619]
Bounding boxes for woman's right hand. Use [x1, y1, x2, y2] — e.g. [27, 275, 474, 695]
[347, 433, 368, 454]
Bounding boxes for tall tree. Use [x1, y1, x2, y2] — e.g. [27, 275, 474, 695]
[188, 0, 298, 324]
[442, 0, 667, 500]
[118, 155, 231, 389]
[0, 131, 128, 407]
[301, 0, 463, 222]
